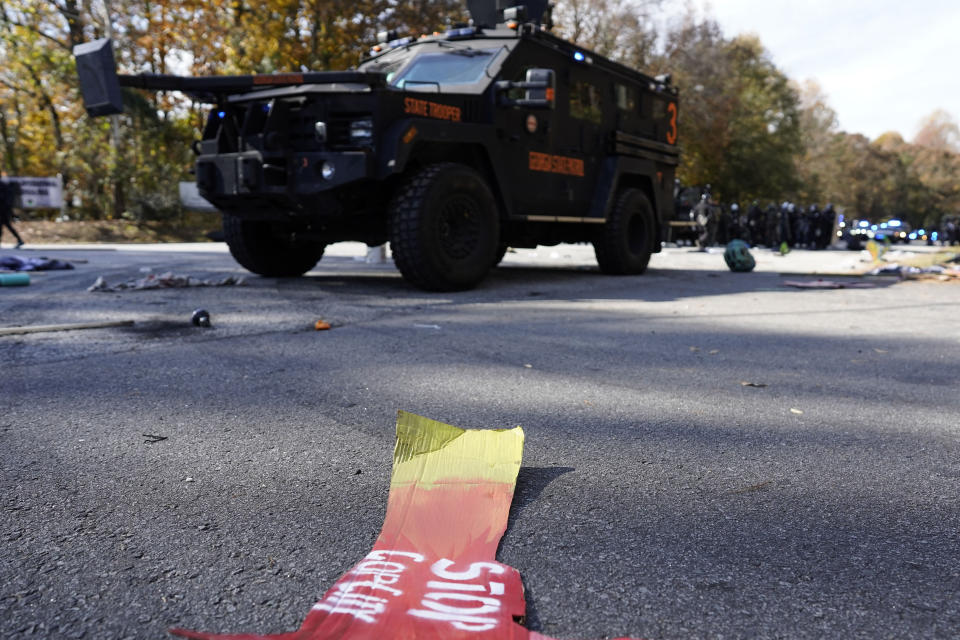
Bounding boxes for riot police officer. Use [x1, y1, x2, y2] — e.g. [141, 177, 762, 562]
[808, 204, 821, 249]
[694, 194, 717, 249]
[764, 203, 778, 248]
[747, 201, 763, 246]
[728, 203, 743, 242]
[779, 202, 793, 248]
[819, 204, 836, 249]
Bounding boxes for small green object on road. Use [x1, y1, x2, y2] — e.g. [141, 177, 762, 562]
[724, 239, 756, 272]
[0, 272, 30, 286]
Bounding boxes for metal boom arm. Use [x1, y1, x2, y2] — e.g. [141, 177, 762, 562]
[73, 39, 385, 117]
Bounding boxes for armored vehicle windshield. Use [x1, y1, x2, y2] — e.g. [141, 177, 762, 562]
[393, 49, 498, 90]
[359, 34, 517, 94]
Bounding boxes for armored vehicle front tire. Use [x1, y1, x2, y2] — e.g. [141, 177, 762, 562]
[594, 188, 655, 275]
[223, 214, 325, 277]
[389, 163, 499, 291]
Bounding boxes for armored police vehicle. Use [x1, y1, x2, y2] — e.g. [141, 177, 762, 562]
[75, 0, 679, 291]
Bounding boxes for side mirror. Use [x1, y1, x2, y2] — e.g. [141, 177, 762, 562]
[494, 68, 555, 109]
[73, 39, 124, 117]
[524, 68, 554, 104]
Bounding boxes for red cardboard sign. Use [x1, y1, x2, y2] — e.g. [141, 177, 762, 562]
[170, 411, 639, 640]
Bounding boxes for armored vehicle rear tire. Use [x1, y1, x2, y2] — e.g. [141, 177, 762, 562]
[594, 188, 655, 275]
[223, 214, 325, 277]
[389, 163, 499, 291]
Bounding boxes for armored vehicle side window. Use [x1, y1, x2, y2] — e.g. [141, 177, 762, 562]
[392, 49, 498, 90]
[615, 84, 636, 111]
[570, 81, 602, 125]
[651, 98, 666, 119]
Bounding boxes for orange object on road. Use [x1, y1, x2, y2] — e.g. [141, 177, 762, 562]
[314, 320, 331, 330]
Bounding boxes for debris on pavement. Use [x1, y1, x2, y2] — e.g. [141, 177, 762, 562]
[0, 319, 134, 337]
[191, 309, 212, 328]
[724, 239, 756, 272]
[0, 272, 30, 286]
[741, 381, 768, 388]
[0, 255, 74, 271]
[143, 434, 168, 444]
[790, 408, 804, 415]
[88, 271, 245, 292]
[868, 263, 960, 280]
[865, 239, 886, 262]
[859, 250, 960, 281]
[869, 263, 903, 275]
[782, 279, 876, 289]
[314, 319, 331, 331]
[169, 411, 645, 640]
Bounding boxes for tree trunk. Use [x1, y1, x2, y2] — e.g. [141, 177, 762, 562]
[55, 0, 86, 49]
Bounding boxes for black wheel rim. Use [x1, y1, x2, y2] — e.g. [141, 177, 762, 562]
[438, 194, 482, 260]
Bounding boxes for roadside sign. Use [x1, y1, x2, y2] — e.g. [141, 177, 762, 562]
[4, 177, 64, 209]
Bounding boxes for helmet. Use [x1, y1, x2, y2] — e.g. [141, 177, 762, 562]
[724, 239, 756, 272]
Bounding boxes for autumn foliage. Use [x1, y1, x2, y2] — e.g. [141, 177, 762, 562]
[556, 3, 960, 228]
[1, 0, 957, 229]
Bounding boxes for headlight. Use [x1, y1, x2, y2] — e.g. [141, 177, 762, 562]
[350, 119, 374, 144]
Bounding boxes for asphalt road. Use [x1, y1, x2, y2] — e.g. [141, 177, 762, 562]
[2, 242, 958, 639]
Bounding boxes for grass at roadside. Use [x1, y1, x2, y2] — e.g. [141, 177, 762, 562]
[12, 211, 223, 245]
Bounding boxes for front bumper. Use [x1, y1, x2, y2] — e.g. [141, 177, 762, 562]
[196, 150, 369, 209]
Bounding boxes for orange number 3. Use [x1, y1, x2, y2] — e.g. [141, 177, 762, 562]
[666, 102, 677, 144]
